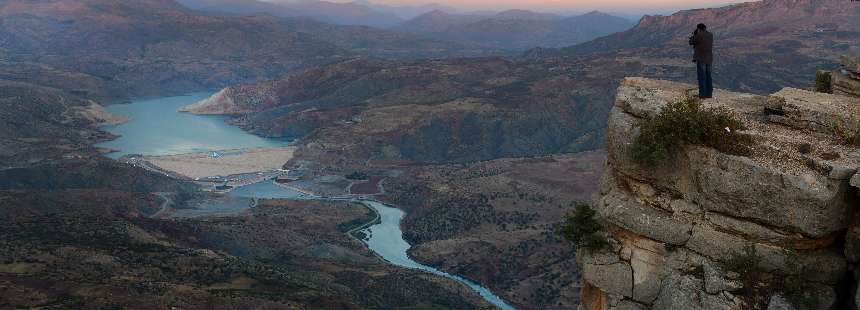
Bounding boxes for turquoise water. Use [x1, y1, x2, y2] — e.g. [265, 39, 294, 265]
[360, 201, 517, 310]
[232, 184, 517, 310]
[100, 94, 516, 310]
[96, 93, 289, 158]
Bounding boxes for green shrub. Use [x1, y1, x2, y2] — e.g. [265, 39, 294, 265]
[345, 171, 369, 180]
[561, 204, 608, 251]
[814, 71, 832, 93]
[630, 97, 754, 167]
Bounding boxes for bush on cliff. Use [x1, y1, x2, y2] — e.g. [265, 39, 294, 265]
[345, 171, 369, 180]
[561, 204, 607, 251]
[814, 70, 832, 93]
[631, 97, 754, 167]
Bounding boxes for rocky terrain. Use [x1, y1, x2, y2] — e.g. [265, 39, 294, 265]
[830, 56, 860, 98]
[395, 10, 634, 50]
[578, 77, 860, 309]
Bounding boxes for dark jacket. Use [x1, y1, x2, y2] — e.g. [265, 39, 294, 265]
[690, 30, 714, 65]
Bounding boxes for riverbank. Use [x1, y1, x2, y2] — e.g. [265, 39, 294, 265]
[140, 147, 296, 180]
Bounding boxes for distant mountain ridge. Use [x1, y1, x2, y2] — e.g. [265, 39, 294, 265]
[540, 0, 860, 94]
[175, 0, 504, 58]
[564, 0, 860, 54]
[178, 0, 404, 27]
[394, 9, 634, 50]
[353, 0, 459, 19]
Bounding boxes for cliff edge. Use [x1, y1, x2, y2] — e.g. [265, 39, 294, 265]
[579, 77, 860, 310]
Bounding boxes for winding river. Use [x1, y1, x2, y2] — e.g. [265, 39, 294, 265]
[99, 93, 517, 310]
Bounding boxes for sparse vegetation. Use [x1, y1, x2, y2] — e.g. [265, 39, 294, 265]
[560, 204, 607, 251]
[814, 70, 832, 93]
[835, 115, 860, 146]
[631, 96, 754, 167]
[345, 171, 370, 180]
[723, 244, 759, 275]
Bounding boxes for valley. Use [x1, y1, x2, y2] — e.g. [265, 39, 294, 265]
[1, 0, 859, 309]
[93, 93, 516, 309]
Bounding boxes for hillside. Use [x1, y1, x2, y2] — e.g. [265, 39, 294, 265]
[0, 159, 491, 309]
[0, 0, 351, 102]
[181, 57, 611, 163]
[395, 10, 633, 50]
[0, 81, 118, 166]
[274, 17, 504, 59]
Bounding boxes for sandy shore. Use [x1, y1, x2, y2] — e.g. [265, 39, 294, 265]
[143, 147, 295, 179]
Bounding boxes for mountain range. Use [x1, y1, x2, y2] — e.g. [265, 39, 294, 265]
[395, 9, 635, 50]
[179, 0, 404, 27]
[176, 0, 636, 51]
[2, 0, 860, 308]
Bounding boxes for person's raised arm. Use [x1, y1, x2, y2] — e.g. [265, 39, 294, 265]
[689, 29, 699, 46]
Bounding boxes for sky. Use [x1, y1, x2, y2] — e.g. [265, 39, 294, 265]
[351, 0, 753, 15]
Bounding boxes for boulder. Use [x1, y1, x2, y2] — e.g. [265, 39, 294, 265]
[579, 250, 633, 297]
[613, 300, 646, 310]
[767, 295, 796, 310]
[832, 71, 860, 98]
[842, 55, 860, 76]
[851, 171, 860, 189]
[766, 87, 860, 135]
[652, 274, 743, 310]
[703, 262, 743, 294]
[597, 184, 694, 245]
[690, 146, 851, 238]
[766, 285, 836, 310]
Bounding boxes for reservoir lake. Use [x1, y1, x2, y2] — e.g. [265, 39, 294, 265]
[98, 93, 517, 310]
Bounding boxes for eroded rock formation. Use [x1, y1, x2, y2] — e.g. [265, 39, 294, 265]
[579, 78, 860, 310]
[833, 56, 860, 98]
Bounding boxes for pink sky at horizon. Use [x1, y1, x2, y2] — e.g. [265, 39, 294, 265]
[359, 0, 754, 14]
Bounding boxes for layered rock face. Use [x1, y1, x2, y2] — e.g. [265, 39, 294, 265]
[579, 78, 860, 310]
[832, 56, 860, 98]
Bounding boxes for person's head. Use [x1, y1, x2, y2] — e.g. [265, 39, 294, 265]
[697, 23, 707, 31]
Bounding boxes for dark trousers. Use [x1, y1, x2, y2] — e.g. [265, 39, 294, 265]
[697, 62, 713, 98]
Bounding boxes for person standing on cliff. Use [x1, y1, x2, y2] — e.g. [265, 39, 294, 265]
[689, 23, 714, 98]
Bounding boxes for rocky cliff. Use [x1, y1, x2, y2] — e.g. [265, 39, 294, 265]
[832, 56, 860, 98]
[578, 77, 860, 309]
